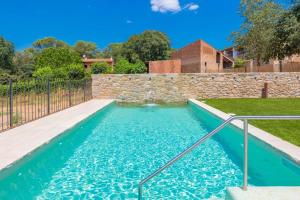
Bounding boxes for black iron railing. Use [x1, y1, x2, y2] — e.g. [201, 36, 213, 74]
[0, 78, 92, 132]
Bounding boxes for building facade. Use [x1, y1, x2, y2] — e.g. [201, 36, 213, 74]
[149, 60, 181, 73]
[171, 40, 234, 73]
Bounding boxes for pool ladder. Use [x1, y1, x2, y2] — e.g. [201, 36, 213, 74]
[138, 115, 300, 199]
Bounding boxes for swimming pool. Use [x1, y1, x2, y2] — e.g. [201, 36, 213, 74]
[0, 102, 300, 199]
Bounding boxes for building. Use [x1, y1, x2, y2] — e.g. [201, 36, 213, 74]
[171, 40, 234, 73]
[82, 57, 114, 69]
[223, 47, 245, 59]
[149, 60, 181, 73]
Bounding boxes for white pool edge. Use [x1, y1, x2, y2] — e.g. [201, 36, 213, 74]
[226, 187, 300, 200]
[0, 99, 115, 171]
[188, 99, 300, 165]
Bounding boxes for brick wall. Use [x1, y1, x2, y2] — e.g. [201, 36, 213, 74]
[171, 40, 202, 73]
[92, 73, 300, 103]
[149, 60, 181, 73]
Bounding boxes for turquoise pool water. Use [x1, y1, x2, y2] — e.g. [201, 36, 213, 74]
[0, 102, 300, 199]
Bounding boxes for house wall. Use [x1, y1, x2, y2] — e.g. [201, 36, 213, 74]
[92, 73, 300, 103]
[171, 40, 223, 73]
[149, 60, 181, 73]
[171, 40, 201, 73]
[200, 41, 222, 73]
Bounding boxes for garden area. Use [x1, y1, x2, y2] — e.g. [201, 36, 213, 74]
[0, 30, 172, 83]
[204, 98, 300, 146]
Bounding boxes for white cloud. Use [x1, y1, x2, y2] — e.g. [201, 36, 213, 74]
[151, 0, 181, 13]
[185, 3, 199, 11]
[126, 20, 133, 24]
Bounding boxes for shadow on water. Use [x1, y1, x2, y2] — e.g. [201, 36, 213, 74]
[0, 104, 114, 200]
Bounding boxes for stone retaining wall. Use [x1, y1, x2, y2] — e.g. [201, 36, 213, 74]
[92, 73, 300, 103]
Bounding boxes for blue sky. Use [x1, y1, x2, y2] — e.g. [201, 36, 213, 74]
[0, 0, 242, 51]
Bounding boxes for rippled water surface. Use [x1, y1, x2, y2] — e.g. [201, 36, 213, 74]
[0, 103, 300, 199]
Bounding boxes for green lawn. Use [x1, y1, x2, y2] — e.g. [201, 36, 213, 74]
[203, 98, 300, 147]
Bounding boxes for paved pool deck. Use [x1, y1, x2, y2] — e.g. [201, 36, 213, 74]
[0, 99, 114, 171]
[226, 187, 300, 200]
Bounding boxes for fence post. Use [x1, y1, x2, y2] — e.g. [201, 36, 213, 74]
[83, 79, 87, 102]
[9, 79, 13, 128]
[68, 81, 72, 107]
[47, 80, 51, 114]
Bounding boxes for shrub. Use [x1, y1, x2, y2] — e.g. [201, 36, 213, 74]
[234, 58, 246, 68]
[33, 67, 53, 80]
[53, 68, 68, 79]
[67, 64, 85, 80]
[114, 58, 147, 74]
[91, 62, 112, 74]
[128, 60, 147, 74]
[114, 59, 130, 74]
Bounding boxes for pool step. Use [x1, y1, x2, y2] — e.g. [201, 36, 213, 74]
[226, 187, 300, 200]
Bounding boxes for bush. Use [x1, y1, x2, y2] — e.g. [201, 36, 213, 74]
[128, 60, 147, 74]
[91, 62, 112, 74]
[67, 64, 85, 80]
[114, 58, 147, 74]
[53, 67, 68, 79]
[234, 58, 246, 68]
[33, 67, 53, 80]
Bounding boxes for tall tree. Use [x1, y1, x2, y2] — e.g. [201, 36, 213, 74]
[35, 47, 81, 69]
[73, 41, 99, 58]
[267, 0, 300, 65]
[231, 0, 283, 65]
[123, 31, 171, 63]
[13, 48, 36, 78]
[102, 43, 124, 61]
[33, 37, 68, 51]
[0, 36, 15, 73]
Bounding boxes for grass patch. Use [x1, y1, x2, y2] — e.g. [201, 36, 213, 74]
[204, 98, 300, 147]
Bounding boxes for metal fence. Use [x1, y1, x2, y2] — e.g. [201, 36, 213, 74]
[0, 79, 92, 132]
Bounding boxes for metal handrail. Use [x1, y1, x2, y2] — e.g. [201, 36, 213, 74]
[138, 115, 300, 199]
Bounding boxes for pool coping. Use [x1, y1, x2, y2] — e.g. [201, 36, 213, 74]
[0, 99, 114, 171]
[188, 99, 300, 165]
[226, 187, 300, 200]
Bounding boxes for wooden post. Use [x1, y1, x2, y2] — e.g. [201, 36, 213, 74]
[262, 82, 268, 98]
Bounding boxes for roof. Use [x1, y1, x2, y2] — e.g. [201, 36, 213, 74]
[82, 58, 113, 63]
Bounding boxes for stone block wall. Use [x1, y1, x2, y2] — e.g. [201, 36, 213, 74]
[92, 73, 300, 103]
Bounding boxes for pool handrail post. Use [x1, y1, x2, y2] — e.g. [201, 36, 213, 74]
[138, 115, 300, 199]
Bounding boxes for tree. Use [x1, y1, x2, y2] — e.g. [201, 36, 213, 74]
[102, 43, 124, 61]
[35, 47, 81, 69]
[13, 48, 35, 78]
[267, 0, 300, 70]
[73, 41, 99, 58]
[123, 31, 171, 63]
[0, 36, 15, 73]
[33, 37, 68, 51]
[231, 0, 283, 65]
